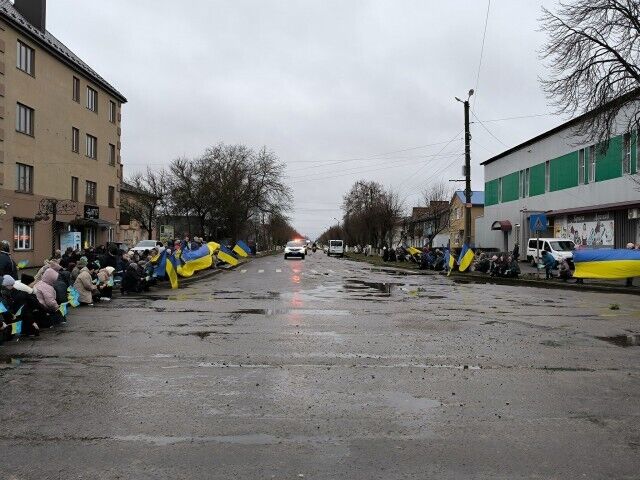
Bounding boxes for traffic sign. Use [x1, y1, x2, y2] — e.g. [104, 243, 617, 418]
[529, 213, 547, 233]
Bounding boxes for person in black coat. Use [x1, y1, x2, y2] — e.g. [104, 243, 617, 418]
[0, 241, 17, 279]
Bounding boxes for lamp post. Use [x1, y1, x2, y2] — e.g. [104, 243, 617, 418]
[455, 89, 474, 245]
[35, 199, 78, 257]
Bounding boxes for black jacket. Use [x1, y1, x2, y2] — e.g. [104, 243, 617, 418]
[0, 251, 17, 279]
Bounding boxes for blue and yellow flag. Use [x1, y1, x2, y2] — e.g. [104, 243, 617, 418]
[11, 321, 22, 335]
[154, 250, 168, 279]
[17, 260, 29, 269]
[207, 242, 221, 255]
[0, 301, 7, 314]
[59, 302, 68, 317]
[177, 244, 213, 277]
[217, 245, 239, 267]
[458, 243, 474, 272]
[233, 240, 251, 258]
[574, 249, 640, 279]
[14, 304, 24, 318]
[165, 252, 179, 289]
[407, 246, 422, 257]
[67, 286, 80, 307]
[444, 249, 456, 276]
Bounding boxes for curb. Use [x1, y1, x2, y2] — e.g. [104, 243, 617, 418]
[345, 255, 640, 296]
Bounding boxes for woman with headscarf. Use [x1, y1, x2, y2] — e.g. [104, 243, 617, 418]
[71, 256, 88, 284]
[97, 266, 115, 301]
[33, 268, 64, 326]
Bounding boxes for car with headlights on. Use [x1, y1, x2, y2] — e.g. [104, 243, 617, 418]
[284, 240, 306, 260]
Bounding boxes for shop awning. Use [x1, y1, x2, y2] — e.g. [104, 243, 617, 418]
[546, 200, 640, 217]
[491, 220, 512, 232]
[69, 218, 114, 228]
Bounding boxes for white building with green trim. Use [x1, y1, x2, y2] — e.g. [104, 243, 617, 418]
[476, 104, 640, 252]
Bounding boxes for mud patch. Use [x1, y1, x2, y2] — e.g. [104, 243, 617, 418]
[595, 334, 640, 347]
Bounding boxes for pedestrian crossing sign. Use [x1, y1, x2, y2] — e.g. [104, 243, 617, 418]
[529, 214, 547, 233]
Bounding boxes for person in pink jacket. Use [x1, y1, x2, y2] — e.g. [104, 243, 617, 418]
[33, 268, 64, 325]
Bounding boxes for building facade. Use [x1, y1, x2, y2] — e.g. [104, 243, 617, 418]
[0, 0, 126, 265]
[449, 191, 484, 249]
[476, 102, 640, 252]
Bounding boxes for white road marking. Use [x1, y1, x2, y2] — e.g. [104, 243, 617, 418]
[328, 269, 335, 273]
[240, 269, 247, 274]
[275, 269, 282, 273]
[258, 269, 265, 273]
[311, 270, 318, 274]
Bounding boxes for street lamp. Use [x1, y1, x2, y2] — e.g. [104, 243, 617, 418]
[35, 198, 78, 256]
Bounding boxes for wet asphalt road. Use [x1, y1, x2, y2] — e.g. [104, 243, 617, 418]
[1, 253, 640, 479]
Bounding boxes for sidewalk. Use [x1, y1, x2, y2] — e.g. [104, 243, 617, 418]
[345, 253, 640, 295]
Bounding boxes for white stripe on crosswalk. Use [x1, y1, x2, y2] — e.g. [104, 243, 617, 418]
[275, 269, 282, 273]
[258, 269, 264, 273]
[240, 269, 247, 274]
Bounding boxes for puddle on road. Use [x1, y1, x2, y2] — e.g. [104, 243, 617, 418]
[595, 334, 640, 347]
[230, 308, 350, 316]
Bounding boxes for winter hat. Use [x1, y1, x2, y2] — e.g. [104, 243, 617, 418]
[49, 262, 62, 272]
[2, 274, 15, 287]
[77, 256, 88, 267]
[105, 266, 115, 275]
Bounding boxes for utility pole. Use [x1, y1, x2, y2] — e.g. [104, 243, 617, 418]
[456, 89, 474, 245]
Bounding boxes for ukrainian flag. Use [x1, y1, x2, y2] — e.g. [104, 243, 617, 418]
[0, 301, 7, 314]
[406, 246, 422, 257]
[177, 244, 213, 277]
[166, 252, 179, 289]
[11, 321, 22, 335]
[574, 249, 640, 279]
[67, 287, 80, 307]
[207, 242, 221, 255]
[444, 249, 456, 276]
[217, 245, 239, 267]
[154, 250, 168, 279]
[458, 243, 474, 272]
[59, 302, 68, 317]
[233, 240, 251, 258]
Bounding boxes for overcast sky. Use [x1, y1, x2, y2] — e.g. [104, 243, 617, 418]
[49, 0, 563, 239]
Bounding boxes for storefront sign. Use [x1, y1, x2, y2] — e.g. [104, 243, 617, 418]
[557, 213, 615, 247]
[60, 231, 81, 252]
[84, 205, 100, 220]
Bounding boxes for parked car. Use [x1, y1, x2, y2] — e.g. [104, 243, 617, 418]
[327, 239, 344, 257]
[284, 240, 306, 260]
[526, 238, 575, 266]
[131, 239, 159, 254]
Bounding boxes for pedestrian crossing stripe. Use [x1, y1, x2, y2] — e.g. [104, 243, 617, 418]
[275, 269, 282, 273]
[240, 270, 247, 274]
[258, 269, 264, 273]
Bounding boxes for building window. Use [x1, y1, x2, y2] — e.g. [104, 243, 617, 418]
[73, 76, 80, 102]
[578, 149, 586, 184]
[16, 163, 33, 193]
[589, 145, 596, 182]
[108, 186, 115, 208]
[86, 180, 97, 205]
[72, 127, 79, 153]
[16, 40, 35, 75]
[498, 178, 503, 203]
[455, 207, 461, 220]
[109, 143, 116, 166]
[623, 132, 632, 174]
[86, 86, 98, 112]
[71, 176, 79, 201]
[16, 103, 34, 136]
[109, 101, 116, 123]
[86, 134, 97, 159]
[13, 222, 33, 251]
[544, 160, 550, 192]
[108, 227, 115, 243]
[83, 227, 96, 249]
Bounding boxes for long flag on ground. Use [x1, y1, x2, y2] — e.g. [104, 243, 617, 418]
[217, 245, 239, 267]
[233, 240, 251, 258]
[177, 244, 213, 278]
[458, 243, 475, 272]
[166, 252, 179, 289]
[574, 248, 640, 279]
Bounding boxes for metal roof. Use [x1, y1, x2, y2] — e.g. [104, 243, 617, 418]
[0, 0, 126, 103]
[454, 190, 484, 205]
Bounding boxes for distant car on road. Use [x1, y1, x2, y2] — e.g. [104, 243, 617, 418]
[327, 239, 344, 257]
[130, 239, 159, 254]
[284, 240, 306, 260]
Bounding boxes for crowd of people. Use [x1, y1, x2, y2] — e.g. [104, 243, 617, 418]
[0, 235, 230, 345]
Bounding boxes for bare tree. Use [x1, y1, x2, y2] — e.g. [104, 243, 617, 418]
[122, 168, 166, 240]
[540, 0, 640, 144]
[421, 181, 453, 247]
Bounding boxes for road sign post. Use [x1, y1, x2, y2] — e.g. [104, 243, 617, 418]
[529, 214, 547, 279]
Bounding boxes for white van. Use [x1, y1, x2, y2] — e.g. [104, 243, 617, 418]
[327, 239, 344, 257]
[526, 238, 575, 265]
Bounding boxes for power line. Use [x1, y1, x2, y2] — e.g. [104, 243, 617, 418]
[479, 113, 553, 123]
[473, 0, 491, 111]
[471, 109, 508, 147]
